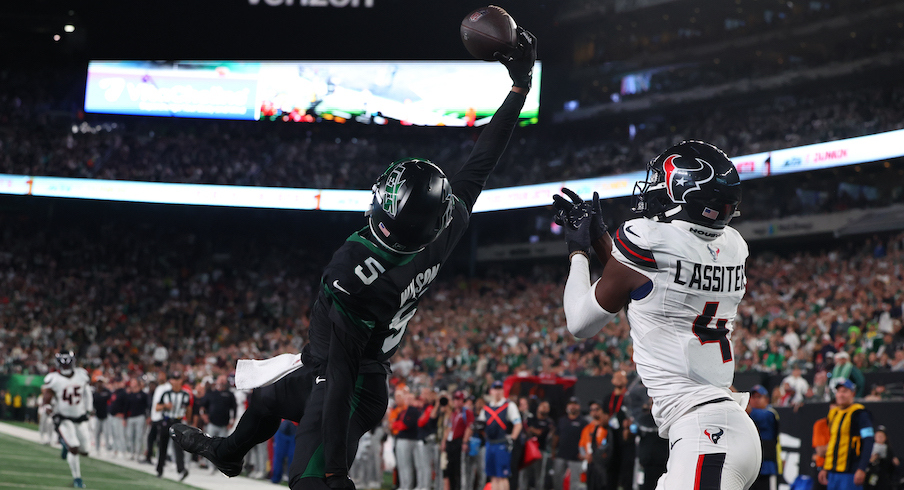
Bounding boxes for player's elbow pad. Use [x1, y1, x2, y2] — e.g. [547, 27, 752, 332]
[564, 254, 618, 339]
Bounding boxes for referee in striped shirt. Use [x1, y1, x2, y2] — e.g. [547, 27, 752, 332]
[156, 371, 192, 480]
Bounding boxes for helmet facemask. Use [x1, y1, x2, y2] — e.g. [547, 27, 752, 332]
[633, 163, 678, 220]
[56, 350, 75, 377]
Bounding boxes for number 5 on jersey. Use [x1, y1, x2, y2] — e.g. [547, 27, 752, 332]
[355, 257, 385, 285]
[692, 302, 732, 363]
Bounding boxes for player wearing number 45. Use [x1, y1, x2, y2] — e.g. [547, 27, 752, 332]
[171, 27, 538, 490]
[554, 140, 762, 490]
[43, 350, 93, 488]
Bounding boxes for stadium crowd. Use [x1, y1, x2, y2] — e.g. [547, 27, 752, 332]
[562, 0, 901, 63]
[2, 67, 903, 190]
[2, 214, 904, 396]
[3, 218, 904, 486]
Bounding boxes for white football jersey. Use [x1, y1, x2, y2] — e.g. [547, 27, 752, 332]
[43, 368, 92, 419]
[611, 218, 748, 437]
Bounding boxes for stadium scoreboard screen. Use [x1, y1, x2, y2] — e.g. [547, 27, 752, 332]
[84, 60, 542, 126]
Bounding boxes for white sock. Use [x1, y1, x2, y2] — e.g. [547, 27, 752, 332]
[67, 451, 81, 479]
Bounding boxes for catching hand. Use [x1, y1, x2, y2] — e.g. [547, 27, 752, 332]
[494, 27, 537, 89]
[553, 188, 592, 256]
[589, 191, 608, 242]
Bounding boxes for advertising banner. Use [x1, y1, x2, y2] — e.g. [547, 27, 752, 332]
[4, 129, 903, 213]
[85, 62, 260, 120]
[0, 175, 32, 195]
[30, 177, 321, 210]
[769, 129, 904, 175]
[85, 60, 541, 126]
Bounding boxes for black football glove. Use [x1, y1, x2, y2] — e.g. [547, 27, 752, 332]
[589, 191, 608, 242]
[494, 26, 537, 89]
[325, 474, 356, 490]
[553, 187, 592, 256]
[554, 188, 608, 241]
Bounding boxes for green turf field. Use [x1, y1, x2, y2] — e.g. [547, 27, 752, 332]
[0, 432, 199, 489]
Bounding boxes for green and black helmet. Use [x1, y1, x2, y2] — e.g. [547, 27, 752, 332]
[368, 158, 454, 254]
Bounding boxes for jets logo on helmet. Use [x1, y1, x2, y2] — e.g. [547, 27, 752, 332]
[380, 163, 408, 219]
[368, 158, 455, 254]
[662, 154, 714, 204]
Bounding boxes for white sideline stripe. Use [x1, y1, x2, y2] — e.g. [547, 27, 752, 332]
[0, 422, 275, 490]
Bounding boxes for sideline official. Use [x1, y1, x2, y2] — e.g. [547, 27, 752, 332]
[156, 371, 191, 481]
[819, 379, 874, 490]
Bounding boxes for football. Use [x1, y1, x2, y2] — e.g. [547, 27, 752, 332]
[460, 5, 519, 61]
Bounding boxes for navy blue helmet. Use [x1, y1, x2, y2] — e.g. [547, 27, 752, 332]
[633, 140, 741, 229]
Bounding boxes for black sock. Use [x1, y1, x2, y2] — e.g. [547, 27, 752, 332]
[217, 406, 280, 460]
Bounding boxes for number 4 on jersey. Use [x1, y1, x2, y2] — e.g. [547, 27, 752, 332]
[692, 302, 732, 363]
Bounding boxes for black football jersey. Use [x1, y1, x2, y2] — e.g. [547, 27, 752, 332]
[311, 89, 526, 478]
[303, 89, 526, 376]
[306, 196, 469, 373]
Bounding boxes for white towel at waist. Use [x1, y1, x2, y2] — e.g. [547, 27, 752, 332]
[235, 353, 304, 390]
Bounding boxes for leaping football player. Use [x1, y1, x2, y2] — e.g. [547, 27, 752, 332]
[171, 27, 539, 490]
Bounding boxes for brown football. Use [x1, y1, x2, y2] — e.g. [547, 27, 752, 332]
[460, 5, 518, 61]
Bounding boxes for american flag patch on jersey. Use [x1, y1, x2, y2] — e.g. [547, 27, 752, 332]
[702, 207, 719, 219]
[379, 222, 391, 237]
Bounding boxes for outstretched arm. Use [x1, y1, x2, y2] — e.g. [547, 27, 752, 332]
[555, 189, 648, 338]
[564, 254, 646, 338]
[450, 28, 537, 212]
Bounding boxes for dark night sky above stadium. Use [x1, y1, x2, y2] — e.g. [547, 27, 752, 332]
[4, 0, 563, 62]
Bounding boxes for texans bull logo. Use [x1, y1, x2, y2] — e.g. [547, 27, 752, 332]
[662, 154, 715, 204]
[704, 427, 724, 444]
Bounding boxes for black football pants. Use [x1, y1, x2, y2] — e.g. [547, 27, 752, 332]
[288, 372, 389, 490]
[215, 363, 315, 461]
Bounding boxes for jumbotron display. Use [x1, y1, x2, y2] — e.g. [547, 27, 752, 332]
[84, 60, 542, 126]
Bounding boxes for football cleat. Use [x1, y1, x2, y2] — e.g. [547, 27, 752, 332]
[73, 478, 86, 488]
[169, 424, 243, 477]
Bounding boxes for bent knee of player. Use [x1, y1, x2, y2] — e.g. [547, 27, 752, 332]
[250, 386, 277, 415]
